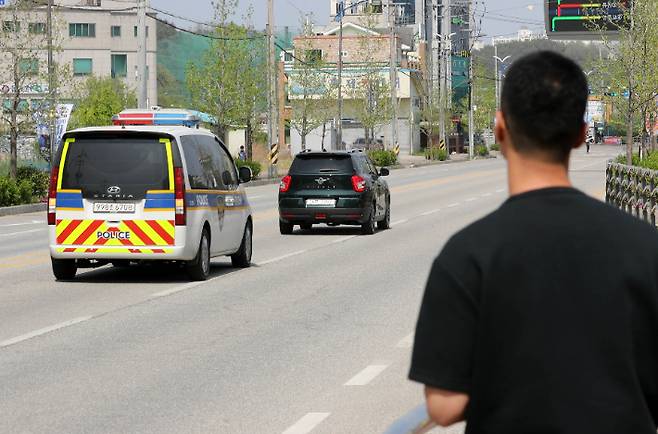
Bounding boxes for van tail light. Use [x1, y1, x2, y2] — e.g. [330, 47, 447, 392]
[279, 175, 292, 193]
[174, 167, 186, 226]
[351, 175, 366, 193]
[47, 166, 58, 225]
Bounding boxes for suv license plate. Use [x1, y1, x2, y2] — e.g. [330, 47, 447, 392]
[306, 199, 336, 208]
[93, 202, 136, 213]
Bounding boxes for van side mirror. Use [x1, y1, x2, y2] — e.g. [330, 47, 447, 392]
[238, 166, 252, 183]
[379, 167, 390, 177]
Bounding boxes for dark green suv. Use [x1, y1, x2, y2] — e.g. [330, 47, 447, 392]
[278, 150, 391, 235]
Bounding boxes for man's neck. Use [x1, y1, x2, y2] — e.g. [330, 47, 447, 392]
[507, 153, 572, 196]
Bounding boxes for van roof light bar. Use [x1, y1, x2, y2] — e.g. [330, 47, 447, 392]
[112, 108, 201, 128]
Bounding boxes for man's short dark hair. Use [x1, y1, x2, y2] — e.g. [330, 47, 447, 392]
[501, 51, 588, 163]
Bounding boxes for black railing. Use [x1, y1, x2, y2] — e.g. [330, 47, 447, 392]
[606, 162, 658, 226]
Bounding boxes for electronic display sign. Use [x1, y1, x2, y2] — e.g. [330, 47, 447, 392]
[546, 1, 631, 40]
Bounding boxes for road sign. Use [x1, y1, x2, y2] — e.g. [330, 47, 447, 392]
[0, 0, 5, 6]
[545, 0, 630, 40]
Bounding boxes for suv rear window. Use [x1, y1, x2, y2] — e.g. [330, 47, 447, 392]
[289, 155, 354, 174]
[60, 137, 170, 199]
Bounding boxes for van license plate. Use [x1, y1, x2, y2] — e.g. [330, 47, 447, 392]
[306, 199, 336, 208]
[93, 203, 136, 213]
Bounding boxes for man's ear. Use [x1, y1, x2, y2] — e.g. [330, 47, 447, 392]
[495, 112, 509, 158]
[573, 122, 588, 149]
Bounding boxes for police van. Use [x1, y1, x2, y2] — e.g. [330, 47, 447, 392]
[48, 109, 253, 281]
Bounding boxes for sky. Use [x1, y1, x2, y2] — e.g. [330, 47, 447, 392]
[154, 0, 547, 42]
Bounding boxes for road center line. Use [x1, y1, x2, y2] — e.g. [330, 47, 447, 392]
[495, 188, 506, 193]
[344, 364, 389, 386]
[0, 316, 92, 349]
[151, 281, 204, 298]
[330, 235, 357, 245]
[465, 197, 477, 202]
[481, 193, 492, 197]
[0, 220, 44, 227]
[391, 219, 409, 227]
[0, 228, 45, 237]
[447, 203, 460, 208]
[396, 333, 415, 349]
[282, 413, 331, 434]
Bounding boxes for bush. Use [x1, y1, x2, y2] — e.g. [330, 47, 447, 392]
[0, 177, 21, 207]
[425, 147, 447, 161]
[616, 152, 658, 170]
[475, 145, 489, 157]
[235, 159, 262, 179]
[490, 143, 500, 151]
[16, 166, 49, 199]
[367, 149, 397, 167]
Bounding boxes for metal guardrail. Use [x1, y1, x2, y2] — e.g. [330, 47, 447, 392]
[606, 162, 658, 226]
[383, 404, 436, 434]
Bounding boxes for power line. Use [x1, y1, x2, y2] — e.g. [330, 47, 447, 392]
[151, 14, 265, 41]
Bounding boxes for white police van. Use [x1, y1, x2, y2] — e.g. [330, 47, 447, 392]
[47, 109, 253, 281]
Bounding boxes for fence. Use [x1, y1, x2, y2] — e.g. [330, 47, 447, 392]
[606, 161, 658, 226]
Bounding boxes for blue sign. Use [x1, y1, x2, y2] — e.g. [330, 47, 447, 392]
[335, 1, 344, 22]
[0, 0, 5, 6]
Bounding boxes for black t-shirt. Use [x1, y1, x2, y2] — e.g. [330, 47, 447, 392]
[409, 187, 658, 434]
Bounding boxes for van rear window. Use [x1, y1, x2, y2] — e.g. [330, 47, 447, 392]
[60, 138, 170, 199]
[290, 155, 354, 174]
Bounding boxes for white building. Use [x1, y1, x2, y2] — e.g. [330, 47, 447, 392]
[0, 0, 157, 106]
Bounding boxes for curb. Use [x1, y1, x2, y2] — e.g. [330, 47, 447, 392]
[0, 202, 46, 217]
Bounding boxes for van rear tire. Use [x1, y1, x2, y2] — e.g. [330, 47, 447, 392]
[186, 230, 210, 281]
[231, 223, 252, 268]
[52, 258, 77, 281]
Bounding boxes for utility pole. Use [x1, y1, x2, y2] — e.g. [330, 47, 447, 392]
[337, 0, 344, 150]
[442, 0, 451, 112]
[467, 1, 474, 160]
[46, 0, 55, 169]
[493, 38, 498, 110]
[267, 0, 278, 176]
[137, 0, 148, 108]
[389, 1, 397, 151]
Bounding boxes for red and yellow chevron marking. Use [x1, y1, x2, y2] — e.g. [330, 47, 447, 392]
[56, 219, 175, 247]
[56, 248, 173, 254]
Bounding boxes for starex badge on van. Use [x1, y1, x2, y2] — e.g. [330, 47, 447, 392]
[107, 186, 121, 194]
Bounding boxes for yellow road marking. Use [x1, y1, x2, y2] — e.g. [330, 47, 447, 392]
[0, 251, 50, 270]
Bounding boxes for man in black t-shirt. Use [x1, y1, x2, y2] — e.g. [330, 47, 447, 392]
[409, 51, 658, 433]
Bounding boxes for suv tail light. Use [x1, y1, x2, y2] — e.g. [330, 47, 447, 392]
[351, 175, 366, 193]
[279, 175, 292, 193]
[47, 166, 58, 225]
[174, 167, 186, 226]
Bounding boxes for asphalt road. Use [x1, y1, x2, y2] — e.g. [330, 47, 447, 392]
[0, 145, 619, 434]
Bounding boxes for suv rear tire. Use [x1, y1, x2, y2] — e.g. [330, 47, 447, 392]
[52, 258, 77, 281]
[361, 205, 376, 235]
[377, 199, 391, 230]
[186, 229, 210, 281]
[231, 223, 252, 268]
[279, 220, 294, 235]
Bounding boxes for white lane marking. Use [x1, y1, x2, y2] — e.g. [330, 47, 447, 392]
[0, 228, 45, 237]
[495, 188, 506, 193]
[391, 219, 409, 227]
[465, 197, 477, 202]
[0, 316, 92, 349]
[256, 249, 308, 266]
[481, 193, 492, 197]
[330, 235, 357, 245]
[447, 203, 459, 208]
[151, 282, 204, 298]
[282, 413, 331, 434]
[248, 195, 263, 200]
[420, 209, 441, 216]
[0, 220, 44, 227]
[396, 333, 415, 349]
[344, 364, 389, 386]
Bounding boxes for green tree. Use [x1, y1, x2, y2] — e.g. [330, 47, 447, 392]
[351, 12, 391, 146]
[69, 76, 136, 129]
[472, 61, 496, 135]
[288, 17, 336, 151]
[594, 0, 658, 163]
[186, 0, 266, 157]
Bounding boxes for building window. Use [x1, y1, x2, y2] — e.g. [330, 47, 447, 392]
[3, 21, 20, 32]
[69, 23, 96, 37]
[28, 23, 46, 34]
[133, 25, 148, 37]
[111, 54, 127, 78]
[305, 49, 322, 62]
[19, 59, 39, 75]
[111, 25, 121, 37]
[73, 58, 93, 76]
[284, 52, 293, 62]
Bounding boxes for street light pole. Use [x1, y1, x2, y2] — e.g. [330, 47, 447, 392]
[46, 0, 54, 170]
[389, 1, 397, 152]
[493, 54, 511, 110]
[337, 3, 343, 150]
[267, 0, 277, 176]
[137, 0, 148, 108]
